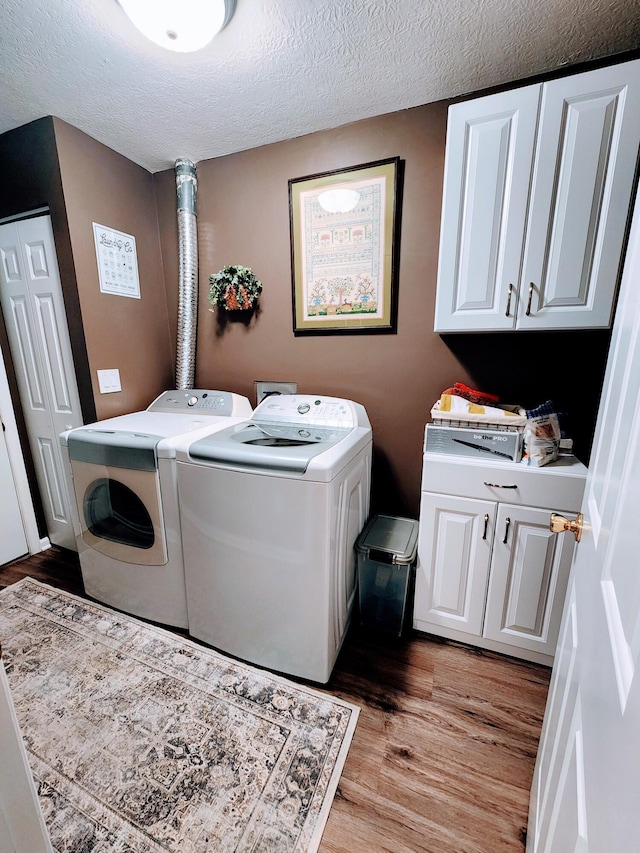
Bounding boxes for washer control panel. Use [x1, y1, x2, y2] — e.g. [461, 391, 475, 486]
[254, 394, 356, 428]
[148, 390, 236, 415]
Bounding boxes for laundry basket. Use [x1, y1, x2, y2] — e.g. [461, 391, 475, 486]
[356, 515, 419, 637]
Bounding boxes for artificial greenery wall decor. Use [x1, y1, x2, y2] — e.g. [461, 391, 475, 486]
[208, 265, 263, 312]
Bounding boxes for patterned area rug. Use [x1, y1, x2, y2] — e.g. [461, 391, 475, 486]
[0, 579, 359, 852]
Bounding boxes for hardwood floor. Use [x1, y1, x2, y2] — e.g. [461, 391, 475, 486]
[0, 547, 550, 853]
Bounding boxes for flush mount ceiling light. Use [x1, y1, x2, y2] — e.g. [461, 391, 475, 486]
[317, 189, 360, 213]
[118, 0, 236, 53]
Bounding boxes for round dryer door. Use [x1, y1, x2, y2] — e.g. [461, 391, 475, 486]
[71, 459, 168, 565]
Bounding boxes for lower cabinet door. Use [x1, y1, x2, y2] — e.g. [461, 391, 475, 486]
[483, 503, 576, 655]
[414, 492, 495, 636]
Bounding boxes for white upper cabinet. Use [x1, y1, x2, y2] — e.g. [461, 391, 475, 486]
[435, 85, 541, 331]
[434, 59, 640, 332]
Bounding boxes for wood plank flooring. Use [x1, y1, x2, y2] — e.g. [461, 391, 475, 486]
[0, 547, 550, 853]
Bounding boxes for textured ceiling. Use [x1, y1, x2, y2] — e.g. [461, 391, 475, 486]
[1, 0, 639, 173]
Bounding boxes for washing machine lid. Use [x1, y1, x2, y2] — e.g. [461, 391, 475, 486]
[186, 394, 371, 474]
[187, 420, 354, 473]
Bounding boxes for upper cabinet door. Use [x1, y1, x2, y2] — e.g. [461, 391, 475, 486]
[434, 85, 541, 332]
[519, 61, 640, 330]
[434, 59, 640, 333]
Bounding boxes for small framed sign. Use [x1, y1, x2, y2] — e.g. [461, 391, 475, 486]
[93, 223, 140, 299]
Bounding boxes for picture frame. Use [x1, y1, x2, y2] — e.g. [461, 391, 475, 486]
[92, 223, 140, 299]
[289, 157, 401, 335]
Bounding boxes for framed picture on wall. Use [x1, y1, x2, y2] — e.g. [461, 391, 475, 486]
[289, 157, 401, 335]
[92, 223, 140, 299]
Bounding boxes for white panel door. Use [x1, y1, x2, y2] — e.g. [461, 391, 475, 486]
[0, 658, 53, 853]
[0, 216, 83, 550]
[519, 60, 640, 329]
[414, 492, 494, 635]
[527, 187, 640, 850]
[434, 84, 541, 332]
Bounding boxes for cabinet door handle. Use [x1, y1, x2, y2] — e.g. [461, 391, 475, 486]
[503, 516, 511, 544]
[483, 513, 489, 540]
[484, 481, 518, 489]
[505, 283, 514, 317]
[525, 282, 534, 316]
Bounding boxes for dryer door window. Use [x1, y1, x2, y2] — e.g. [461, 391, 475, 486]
[69, 460, 168, 565]
[84, 478, 154, 549]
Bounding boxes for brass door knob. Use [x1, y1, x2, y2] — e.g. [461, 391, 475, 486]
[550, 512, 584, 543]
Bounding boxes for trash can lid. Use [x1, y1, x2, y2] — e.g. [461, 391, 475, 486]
[356, 514, 419, 563]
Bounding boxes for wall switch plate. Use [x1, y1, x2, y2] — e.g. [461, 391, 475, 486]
[97, 368, 121, 393]
[254, 381, 298, 405]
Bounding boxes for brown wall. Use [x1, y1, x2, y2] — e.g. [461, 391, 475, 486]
[0, 117, 174, 424]
[158, 107, 460, 519]
[53, 119, 174, 419]
[0, 116, 175, 423]
[155, 104, 610, 519]
[0, 117, 95, 424]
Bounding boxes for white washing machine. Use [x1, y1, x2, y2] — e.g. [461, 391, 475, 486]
[60, 389, 253, 628]
[175, 394, 372, 683]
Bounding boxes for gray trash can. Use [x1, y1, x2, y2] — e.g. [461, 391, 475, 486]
[356, 514, 419, 637]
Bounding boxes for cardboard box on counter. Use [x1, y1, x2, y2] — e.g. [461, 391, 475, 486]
[424, 424, 523, 462]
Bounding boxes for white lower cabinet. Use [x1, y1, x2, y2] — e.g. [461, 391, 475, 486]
[413, 453, 587, 664]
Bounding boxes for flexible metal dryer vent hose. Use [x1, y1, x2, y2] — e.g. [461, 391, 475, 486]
[175, 158, 198, 390]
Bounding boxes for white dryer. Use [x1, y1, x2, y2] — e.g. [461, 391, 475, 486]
[60, 389, 253, 628]
[175, 394, 372, 683]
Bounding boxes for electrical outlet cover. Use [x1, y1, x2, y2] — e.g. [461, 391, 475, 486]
[254, 381, 298, 404]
